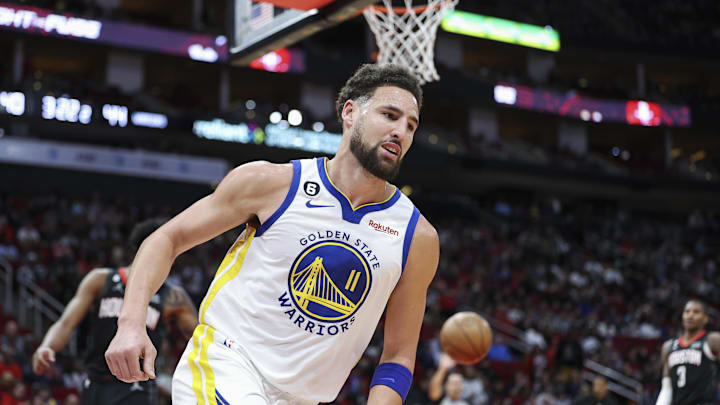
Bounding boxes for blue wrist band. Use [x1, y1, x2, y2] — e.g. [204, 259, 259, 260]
[370, 362, 413, 402]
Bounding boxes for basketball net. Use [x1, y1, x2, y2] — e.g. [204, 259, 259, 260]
[363, 0, 459, 84]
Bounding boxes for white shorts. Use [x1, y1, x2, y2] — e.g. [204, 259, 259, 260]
[172, 325, 317, 405]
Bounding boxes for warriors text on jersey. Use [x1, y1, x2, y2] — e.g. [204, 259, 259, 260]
[187, 157, 422, 403]
[667, 331, 718, 405]
[86, 267, 168, 381]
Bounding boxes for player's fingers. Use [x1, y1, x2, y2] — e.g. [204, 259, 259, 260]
[127, 351, 148, 382]
[37, 356, 51, 370]
[106, 352, 133, 382]
[105, 354, 121, 380]
[39, 349, 55, 362]
[119, 356, 138, 382]
[32, 358, 44, 374]
[142, 345, 157, 379]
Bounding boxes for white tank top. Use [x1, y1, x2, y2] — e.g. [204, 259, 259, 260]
[198, 157, 421, 403]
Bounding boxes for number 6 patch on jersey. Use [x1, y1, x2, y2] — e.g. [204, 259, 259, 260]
[304, 181, 320, 196]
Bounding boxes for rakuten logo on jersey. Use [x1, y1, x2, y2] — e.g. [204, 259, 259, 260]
[368, 219, 399, 236]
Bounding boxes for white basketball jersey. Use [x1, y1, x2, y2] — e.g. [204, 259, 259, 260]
[196, 157, 420, 403]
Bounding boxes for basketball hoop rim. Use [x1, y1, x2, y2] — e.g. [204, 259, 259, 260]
[368, 0, 453, 15]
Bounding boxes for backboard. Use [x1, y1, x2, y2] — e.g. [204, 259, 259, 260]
[228, 0, 379, 66]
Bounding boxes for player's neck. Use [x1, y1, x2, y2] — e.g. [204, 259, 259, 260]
[681, 329, 705, 343]
[326, 153, 393, 207]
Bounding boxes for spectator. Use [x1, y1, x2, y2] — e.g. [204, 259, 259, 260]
[1, 322, 25, 359]
[27, 384, 57, 405]
[15, 223, 40, 249]
[63, 394, 79, 405]
[554, 333, 584, 379]
[60, 360, 85, 394]
[0, 380, 28, 405]
[571, 377, 618, 405]
[429, 354, 470, 405]
[460, 365, 489, 405]
[0, 351, 22, 381]
[486, 335, 514, 362]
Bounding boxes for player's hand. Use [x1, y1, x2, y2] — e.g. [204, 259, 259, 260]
[105, 324, 157, 383]
[438, 352, 456, 370]
[32, 347, 56, 375]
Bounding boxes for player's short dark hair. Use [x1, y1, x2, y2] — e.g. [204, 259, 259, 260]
[335, 64, 423, 122]
[686, 298, 708, 314]
[128, 218, 167, 251]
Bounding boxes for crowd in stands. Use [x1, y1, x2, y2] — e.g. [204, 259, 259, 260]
[0, 188, 717, 405]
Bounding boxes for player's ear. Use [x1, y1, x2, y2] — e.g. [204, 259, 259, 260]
[341, 99, 355, 130]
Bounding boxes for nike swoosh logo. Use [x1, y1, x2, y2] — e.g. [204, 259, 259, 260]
[380, 377, 396, 383]
[306, 201, 333, 208]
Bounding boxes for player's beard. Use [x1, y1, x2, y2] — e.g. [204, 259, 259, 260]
[349, 119, 402, 182]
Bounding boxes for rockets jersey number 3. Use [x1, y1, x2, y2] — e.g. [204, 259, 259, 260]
[668, 331, 718, 405]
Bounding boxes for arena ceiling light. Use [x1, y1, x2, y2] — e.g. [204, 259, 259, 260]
[269, 111, 282, 124]
[288, 109, 303, 126]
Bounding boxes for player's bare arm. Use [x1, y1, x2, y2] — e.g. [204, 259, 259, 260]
[708, 331, 720, 360]
[655, 339, 673, 405]
[163, 284, 199, 341]
[661, 340, 671, 377]
[32, 268, 109, 375]
[367, 215, 439, 405]
[105, 161, 293, 383]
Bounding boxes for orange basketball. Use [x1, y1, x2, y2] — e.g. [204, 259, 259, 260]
[439, 312, 493, 365]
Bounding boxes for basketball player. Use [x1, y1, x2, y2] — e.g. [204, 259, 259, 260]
[104, 63, 439, 405]
[655, 299, 720, 405]
[32, 218, 198, 405]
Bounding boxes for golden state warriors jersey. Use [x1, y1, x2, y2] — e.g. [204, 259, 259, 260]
[195, 157, 420, 403]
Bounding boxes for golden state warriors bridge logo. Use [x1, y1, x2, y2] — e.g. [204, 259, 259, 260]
[288, 240, 372, 323]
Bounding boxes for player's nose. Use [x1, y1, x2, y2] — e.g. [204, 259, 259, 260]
[389, 118, 412, 141]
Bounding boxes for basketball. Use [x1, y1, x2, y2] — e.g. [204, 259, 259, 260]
[439, 312, 493, 365]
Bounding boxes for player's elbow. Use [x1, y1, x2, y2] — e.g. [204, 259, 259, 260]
[141, 226, 181, 260]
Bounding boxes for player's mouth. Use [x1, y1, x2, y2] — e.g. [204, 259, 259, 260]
[380, 142, 401, 159]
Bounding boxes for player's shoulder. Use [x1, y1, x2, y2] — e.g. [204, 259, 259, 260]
[77, 268, 113, 295]
[220, 160, 295, 197]
[86, 267, 113, 281]
[397, 192, 437, 243]
[707, 331, 720, 343]
[404, 213, 439, 282]
[661, 339, 674, 355]
[414, 213, 438, 245]
[228, 160, 294, 183]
